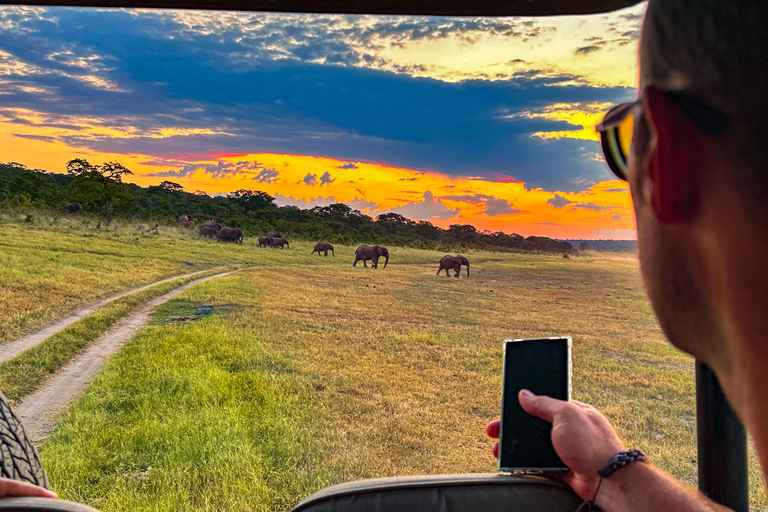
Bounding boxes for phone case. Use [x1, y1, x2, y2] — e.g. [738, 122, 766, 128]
[498, 336, 572, 474]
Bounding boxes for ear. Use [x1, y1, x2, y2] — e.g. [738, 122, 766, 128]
[643, 86, 702, 224]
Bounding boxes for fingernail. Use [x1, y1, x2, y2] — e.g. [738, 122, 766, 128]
[520, 389, 533, 398]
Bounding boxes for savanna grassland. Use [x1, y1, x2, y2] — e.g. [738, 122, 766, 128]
[0, 210, 764, 511]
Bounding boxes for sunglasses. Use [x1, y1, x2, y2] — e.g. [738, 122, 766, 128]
[596, 91, 730, 181]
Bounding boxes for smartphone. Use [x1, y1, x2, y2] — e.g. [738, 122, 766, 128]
[498, 336, 572, 474]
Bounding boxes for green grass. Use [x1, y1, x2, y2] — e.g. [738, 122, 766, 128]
[41, 277, 329, 512]
[1, 219, 763, 510]
[0, 268, 231, 405]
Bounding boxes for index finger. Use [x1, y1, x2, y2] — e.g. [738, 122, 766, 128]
[518, 389, 569, 423]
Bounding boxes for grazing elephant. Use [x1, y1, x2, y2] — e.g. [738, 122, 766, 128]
[257, 236, 274, 247]
[199, 226, 218, 238]
[353, 245, 389, 269]
[178, 214, 189, 223]
[437, 255, 470, 278]
[272, 237, 289, 249]
[311, 242, 335, 257]
[64, 202, 82, 214]
[217, 226, 242, 243]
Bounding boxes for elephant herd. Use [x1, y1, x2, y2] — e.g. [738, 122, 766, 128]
[257, 232, 289, 249]
[179, 215, 469, 277]
[191, 218, 242, 243]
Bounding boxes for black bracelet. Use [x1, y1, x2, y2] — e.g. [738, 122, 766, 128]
[576, 449, 648, 512]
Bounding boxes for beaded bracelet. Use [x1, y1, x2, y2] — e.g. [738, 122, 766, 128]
[576, 449, 648, 512]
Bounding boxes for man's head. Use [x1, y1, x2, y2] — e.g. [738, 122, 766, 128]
[624, 1, 768, 376]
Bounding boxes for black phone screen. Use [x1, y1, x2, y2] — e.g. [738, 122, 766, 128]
[499, 337, 571, 472]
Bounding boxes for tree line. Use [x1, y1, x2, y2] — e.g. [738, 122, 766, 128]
[0, 160, 575, 253]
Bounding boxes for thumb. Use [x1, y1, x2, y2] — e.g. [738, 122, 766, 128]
[518, 389, 564, 423]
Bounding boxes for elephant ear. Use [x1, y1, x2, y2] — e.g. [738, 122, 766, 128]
[378, 246, 387, 255]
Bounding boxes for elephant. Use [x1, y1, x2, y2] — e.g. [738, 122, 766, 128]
[353, 245, 389, 269]
[217, 226, 243, 243]
[179, 220, 195, 229]
[311, 242, 335, 257]
[64, 202, 82, 214]
[199, 220, 222, 232]
[257, 236, 274, 247]
[178, 214, 189, 223]
[272, 237, 289, 249]
[199, 226, 218, 238]
[266, 231, 284, 239]
[437, 255, 470, 278]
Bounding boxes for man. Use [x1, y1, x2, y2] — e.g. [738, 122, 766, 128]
[488, 1, 768, 510]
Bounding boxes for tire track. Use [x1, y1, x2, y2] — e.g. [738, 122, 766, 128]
[0, 266, 227, 364]
[15, 269, 239, 443]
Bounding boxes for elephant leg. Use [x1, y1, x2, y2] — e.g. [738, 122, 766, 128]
[436, 267, 441, 276]
[454, 264, 461, 277]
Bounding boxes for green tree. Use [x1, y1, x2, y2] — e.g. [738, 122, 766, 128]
[67, 159, 134, 222]
[160, 180, 184, 193]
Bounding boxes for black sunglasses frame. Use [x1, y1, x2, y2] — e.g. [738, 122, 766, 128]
[596, 91, 730, 181]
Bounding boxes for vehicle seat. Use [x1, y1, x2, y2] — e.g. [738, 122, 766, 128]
[291, 473, 582, 512]
[0, 498, 99, 512]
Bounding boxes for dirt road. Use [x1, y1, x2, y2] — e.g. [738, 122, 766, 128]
[0, 267, 225, 365]
[15, 269, 238, 443]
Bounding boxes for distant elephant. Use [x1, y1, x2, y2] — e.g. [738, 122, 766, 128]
[64, 202, 82, 214]
[266, 231, 284, 239]
[179, 220, 195, 229]
[178, 214, 189, 223]
[353, 245, 389, 269]
[217, 226, 242, 243]
[311, 242, 335, 257]
[272, 237, 289, 249]
[199, 220, 222, 232]
[199, 226, 218, 238]
[437, 255, 470, 278]
[257, 236, 274, 247]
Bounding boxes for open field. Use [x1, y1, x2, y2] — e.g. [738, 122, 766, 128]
[0, 213, 764, 511]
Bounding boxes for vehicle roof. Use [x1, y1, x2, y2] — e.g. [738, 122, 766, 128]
[0, 0, 643, 16]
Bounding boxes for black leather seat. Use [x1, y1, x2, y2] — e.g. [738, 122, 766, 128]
[292, 473, 583, 512]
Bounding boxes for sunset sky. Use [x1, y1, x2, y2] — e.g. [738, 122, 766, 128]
[0, 4, 644, 238]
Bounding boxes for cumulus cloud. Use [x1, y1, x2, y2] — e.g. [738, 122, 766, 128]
[273, 193, 334, 208]
[574, 203, 612, 210]
[148, 160, 272, 178]
[443, 193, 522, 216]
[272, 193, 376, 213]
[548, 193, 573, 208]
[253, 167, 279, 183]
[337, 162, 358, 169]
[547, 193, 611, 211]
[575, 45, 602, 55]
[380, 191, 458, 220]
[303, 173, 318, 186]
[319, 171, 335, 185]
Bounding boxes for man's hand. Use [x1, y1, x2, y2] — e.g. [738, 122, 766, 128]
[0, 478, 57, 499]
[486, 389, 624, 500]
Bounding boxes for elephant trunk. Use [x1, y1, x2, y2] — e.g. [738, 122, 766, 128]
[383, 254, 389, 269]
[466, 262, 470, 277]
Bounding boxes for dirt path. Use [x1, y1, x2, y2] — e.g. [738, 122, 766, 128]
[15, 269, 239, 443]
[0, 267, 227, 365]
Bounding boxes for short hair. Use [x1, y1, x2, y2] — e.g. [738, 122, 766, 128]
[643, 1, 768, 201]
